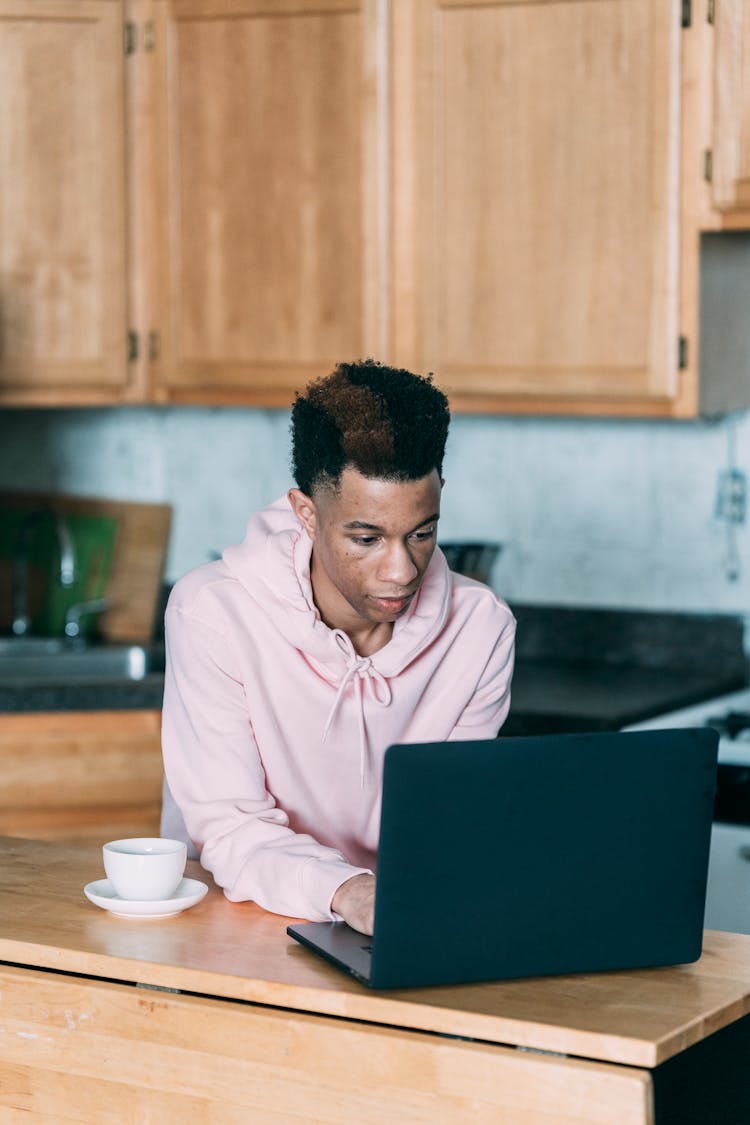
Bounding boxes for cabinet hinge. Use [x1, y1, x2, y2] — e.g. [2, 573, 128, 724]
[148, 331, 161, 362]
[127, 331, 139, 362]
[707, 0, 715, 23]
[678, 335, 689, 370]
[681, 0, 692, 26]
[124, 20, 155, 55]
[515, 1045, 568, 1058]
[124, 21, 137, 55]
[704, 148, 714, 182]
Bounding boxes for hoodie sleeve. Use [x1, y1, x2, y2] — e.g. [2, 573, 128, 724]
[161, 604, 371, 922]
[449, 610, 516, 740]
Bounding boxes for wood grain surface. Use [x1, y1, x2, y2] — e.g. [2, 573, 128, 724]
[0, 0, 129, 405]
[150, 0, 386, 402]
[393, 0, 682, 407]
[2, 837, 750, 1069]
[0, 711, 163, 843]
[0, 959, 654, 1124]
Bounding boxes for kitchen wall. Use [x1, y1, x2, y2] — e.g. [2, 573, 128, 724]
[0, 404, 748, 614]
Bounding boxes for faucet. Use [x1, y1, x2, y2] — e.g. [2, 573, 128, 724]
[12, 509, 76, 636]
[64, 598, 109, 640]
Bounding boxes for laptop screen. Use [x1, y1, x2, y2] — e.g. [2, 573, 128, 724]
[365, 728, 718, 988]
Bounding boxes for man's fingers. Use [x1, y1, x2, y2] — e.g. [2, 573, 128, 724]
[332, 873, 376, 935]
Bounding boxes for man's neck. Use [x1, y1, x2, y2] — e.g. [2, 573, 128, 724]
[344, 621, 393, 657]
[310, 557, 393, 656]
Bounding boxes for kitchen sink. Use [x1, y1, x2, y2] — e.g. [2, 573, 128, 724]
[0, 637, 165, 682]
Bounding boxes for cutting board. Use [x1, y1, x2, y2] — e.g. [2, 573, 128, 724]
[0, 492, 171, 643]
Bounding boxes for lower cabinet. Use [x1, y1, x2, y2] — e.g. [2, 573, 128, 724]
[705, 821, 750, 936]
[0, 711, 163, 843]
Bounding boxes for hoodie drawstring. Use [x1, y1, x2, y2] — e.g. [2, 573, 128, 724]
[322, 634, 392, 788]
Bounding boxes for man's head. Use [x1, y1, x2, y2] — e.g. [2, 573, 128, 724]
[288, 360, 451, 639]
[290, 358, 450, 497]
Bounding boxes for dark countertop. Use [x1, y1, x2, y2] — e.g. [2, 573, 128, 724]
[1, 606, 747, 734]
[1, 660, 745, 736]
[504, 659, 747, 736]
[0, 675, 165, 714]
[502, 604, 750, 735]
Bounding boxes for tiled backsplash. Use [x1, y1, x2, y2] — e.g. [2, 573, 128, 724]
[511, 604, 749, 677]
[0, 404, 749, 614]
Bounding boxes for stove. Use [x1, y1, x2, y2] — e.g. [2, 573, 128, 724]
[626, 685, 750, 765]
[626, 688, 750, 935]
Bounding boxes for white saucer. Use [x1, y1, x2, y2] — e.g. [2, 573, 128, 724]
[84, 877, 208, 919]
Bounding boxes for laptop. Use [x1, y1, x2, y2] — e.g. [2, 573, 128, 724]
[287, 728, 718, 990]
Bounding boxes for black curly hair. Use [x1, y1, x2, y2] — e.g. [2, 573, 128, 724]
[290, 359, 450, 496]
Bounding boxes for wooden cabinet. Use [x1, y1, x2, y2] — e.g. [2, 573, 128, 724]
[0, 710, 163, 843]
[713, 0, 750, 217]
[0, 0, 132, 405]
[391, 0, 684, 413]
[148, 0, 388, 404]
[2, 0, 750, 414]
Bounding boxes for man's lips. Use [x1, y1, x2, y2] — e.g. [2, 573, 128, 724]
[370, 593, 414, 611]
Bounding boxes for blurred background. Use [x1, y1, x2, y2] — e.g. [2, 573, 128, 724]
[0, 404, 748, 612]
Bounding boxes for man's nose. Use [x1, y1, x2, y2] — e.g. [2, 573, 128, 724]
[379, 543, 419, 587]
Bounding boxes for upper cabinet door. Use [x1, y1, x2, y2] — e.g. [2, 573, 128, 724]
[0, 0, 128, 403]
[713, 0, 750, 213]
[392, 0, 683, 409]
[151, 0, 387, 404]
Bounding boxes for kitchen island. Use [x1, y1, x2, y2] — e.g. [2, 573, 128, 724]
[1, 837, 749, 1122]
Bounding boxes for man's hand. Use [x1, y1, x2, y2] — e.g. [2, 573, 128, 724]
[331, 873, 376, 935]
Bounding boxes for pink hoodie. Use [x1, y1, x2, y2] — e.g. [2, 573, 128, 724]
[161, 496, 516, 922]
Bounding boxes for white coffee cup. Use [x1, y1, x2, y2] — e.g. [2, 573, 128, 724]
[103, 838, 187, 901]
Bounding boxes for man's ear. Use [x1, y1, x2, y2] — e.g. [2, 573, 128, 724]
[288, 488, 317, 540]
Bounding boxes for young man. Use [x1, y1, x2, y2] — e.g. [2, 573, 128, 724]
[161, 360, 516, 935]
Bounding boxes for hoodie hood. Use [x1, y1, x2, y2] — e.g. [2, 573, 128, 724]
[222, 495, 453, 786]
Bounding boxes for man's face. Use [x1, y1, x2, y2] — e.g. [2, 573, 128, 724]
[292, 467, 442, 629]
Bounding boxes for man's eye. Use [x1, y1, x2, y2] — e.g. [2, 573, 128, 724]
[352, 536, 377, 546]
[411, 527, 436, 542]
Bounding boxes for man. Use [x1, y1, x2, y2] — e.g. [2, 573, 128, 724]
[161, 359, 516, 935]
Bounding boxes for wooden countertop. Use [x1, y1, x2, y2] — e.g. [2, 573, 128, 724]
[2, 836, 750, 1070]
